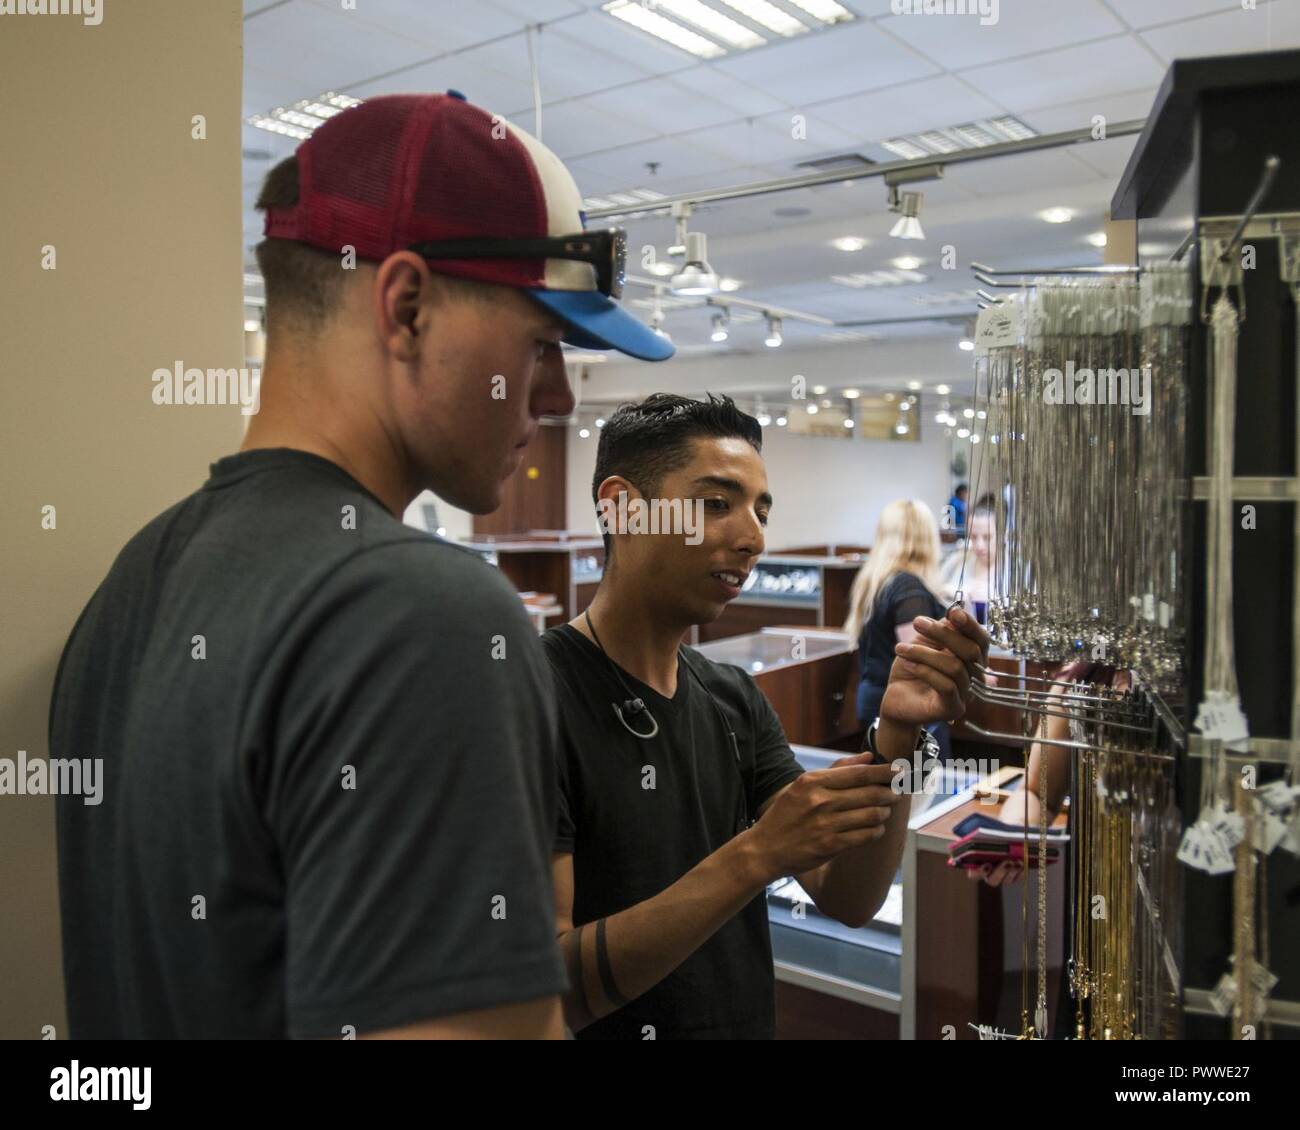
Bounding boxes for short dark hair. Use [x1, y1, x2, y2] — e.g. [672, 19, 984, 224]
[253, 155, 502, 335]
[592, 393, 762, 555]
[954, 483, 968, 496]
[254, 156, 351, 332]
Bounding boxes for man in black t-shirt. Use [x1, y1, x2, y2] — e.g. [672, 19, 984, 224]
[548, 394, 989, 1039]
[50, 93, 673, 1039]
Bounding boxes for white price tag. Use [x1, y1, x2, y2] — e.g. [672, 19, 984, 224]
[1207, 973, 1237, 1017]
[1142, 592, 1156, 621]
[1257, 780, 1300, 816]
[1254, 810, 1289, 854]
[1209, 802, 1246, 850]
[1177, 821, 1236, 875]
[1195, 692, 1251, 746]
[1247, 961, 1279, 997]
[974, 302, 1022, 356]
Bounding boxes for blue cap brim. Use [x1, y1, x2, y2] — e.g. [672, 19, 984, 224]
[526, 288, 675, 362]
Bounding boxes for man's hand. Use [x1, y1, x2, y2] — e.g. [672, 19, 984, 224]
[742, 758, 903, 881]
[880, 606, 990, 727]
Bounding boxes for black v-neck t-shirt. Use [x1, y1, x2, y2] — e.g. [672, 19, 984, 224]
[542, 623, 804, 1040]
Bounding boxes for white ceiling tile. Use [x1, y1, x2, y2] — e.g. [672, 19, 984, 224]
[1105, 0, 1254, 29]
[580, 76, 751, 136]
[680, 113, 863, 172]
[667, 66, 789, 117]
[348, 56, 537, 115]
[516, 99, 663, 159]
[1019, 87, 1157, 131]
[959, 35, 1166, 112]
[878, 0, 1127, 71]
[1138, 1, 1300, 64]
[811, 74, 1007, 143]
[714, 19, 939, 105]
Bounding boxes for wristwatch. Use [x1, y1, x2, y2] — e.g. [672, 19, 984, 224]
[865, 717, 942, 761]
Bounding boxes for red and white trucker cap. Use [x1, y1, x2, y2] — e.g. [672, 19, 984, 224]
[263, 91, 673, 362]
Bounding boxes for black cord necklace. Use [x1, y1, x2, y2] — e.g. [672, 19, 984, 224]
[584, 609, 660, 739]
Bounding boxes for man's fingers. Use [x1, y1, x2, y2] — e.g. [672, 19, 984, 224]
[911, 615, 983, 668]
[892, 656, 964, 717]
[896, 641, 970, 702]
[824, 783, 905, 812]
[946, 605, 991, 661]
[810, 762, 897, 790]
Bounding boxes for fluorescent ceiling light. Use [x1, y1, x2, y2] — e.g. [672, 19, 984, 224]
[831, 269, 927, 288]
[656, 0, 765, 49]
[831, 236, 867, 252]
[1040, 207, 1074, 224]
[603, 0, 728, 58]
[785, 0, 854, 23]
[247, 90, 362, 139]
[891, 255, 922, 270]
[717, 0, 806, 37]
[882, 117, 1037, 161]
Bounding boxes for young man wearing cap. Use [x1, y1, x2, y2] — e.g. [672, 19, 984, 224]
[51, 92, 670, 1039]
[548, 394, 989, 1039]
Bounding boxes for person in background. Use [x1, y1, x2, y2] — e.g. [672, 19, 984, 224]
[976, 660, 1129, 886]
[941, 502, 995, 625]
[845, 499, 953, 759]
[947, 483, 969, 535]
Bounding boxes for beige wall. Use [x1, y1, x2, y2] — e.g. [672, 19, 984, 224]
[0, 0, 243, 1039]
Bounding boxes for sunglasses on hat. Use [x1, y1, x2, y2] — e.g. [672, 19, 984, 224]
[408, 228, 627, 299]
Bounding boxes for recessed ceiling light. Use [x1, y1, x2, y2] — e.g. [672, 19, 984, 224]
[831, 236, 867, 252]
[719, 277, 742, 292]
[655, 0, 765, 49]
[756, 412, 772, 427]
[717, 0, 806, 37]
[776, 416, 788, 426]
[843, 388, 860, 399]
[602, 0, 727, 58]
[895, 423, 909, 435]
[579, 428, 591, 438]
[649, 261, 675, 276]
[935, 384, 951, 395]
[906, 380, 922, 391]
[957, 428, 970, 438]
[843, 418, 854, 428]
[1040, 207, 1074, 224]
[959, 339, 975, 351]
[1087, 231, 1108, 248]
[785, 0, 853, 24]
[806, 404, 819, 415]
[891, 255, 922, 270]
[964, 408, 975, 419]
[812, 384, 827, 395]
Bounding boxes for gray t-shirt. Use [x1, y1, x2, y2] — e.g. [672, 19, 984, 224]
[51, 448, 565, 1038]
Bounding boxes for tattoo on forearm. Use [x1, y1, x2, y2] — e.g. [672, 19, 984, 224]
[595, 917, 629, 1008]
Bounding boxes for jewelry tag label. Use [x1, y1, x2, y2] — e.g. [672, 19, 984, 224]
[1209, 802, 1246, 850]
[1247, 961, 1279, 997]
[975, 302, 1021, 356]
[1257, 780, 1300, 815]
[1158, 600, 1172, 629]
[1255, 809, 1289, 854]
[1194, 692, 1250, 746]
[1142, 592, 1156, 621]
[1207, 973, 1237, 1017]
[1177, 820, 1236, 875]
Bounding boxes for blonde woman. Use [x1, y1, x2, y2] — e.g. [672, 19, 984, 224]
[844, 500, 950, 757]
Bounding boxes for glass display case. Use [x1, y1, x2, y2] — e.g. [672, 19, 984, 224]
[767, 745, 903, 1013]
[737, 558, 822, 606]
